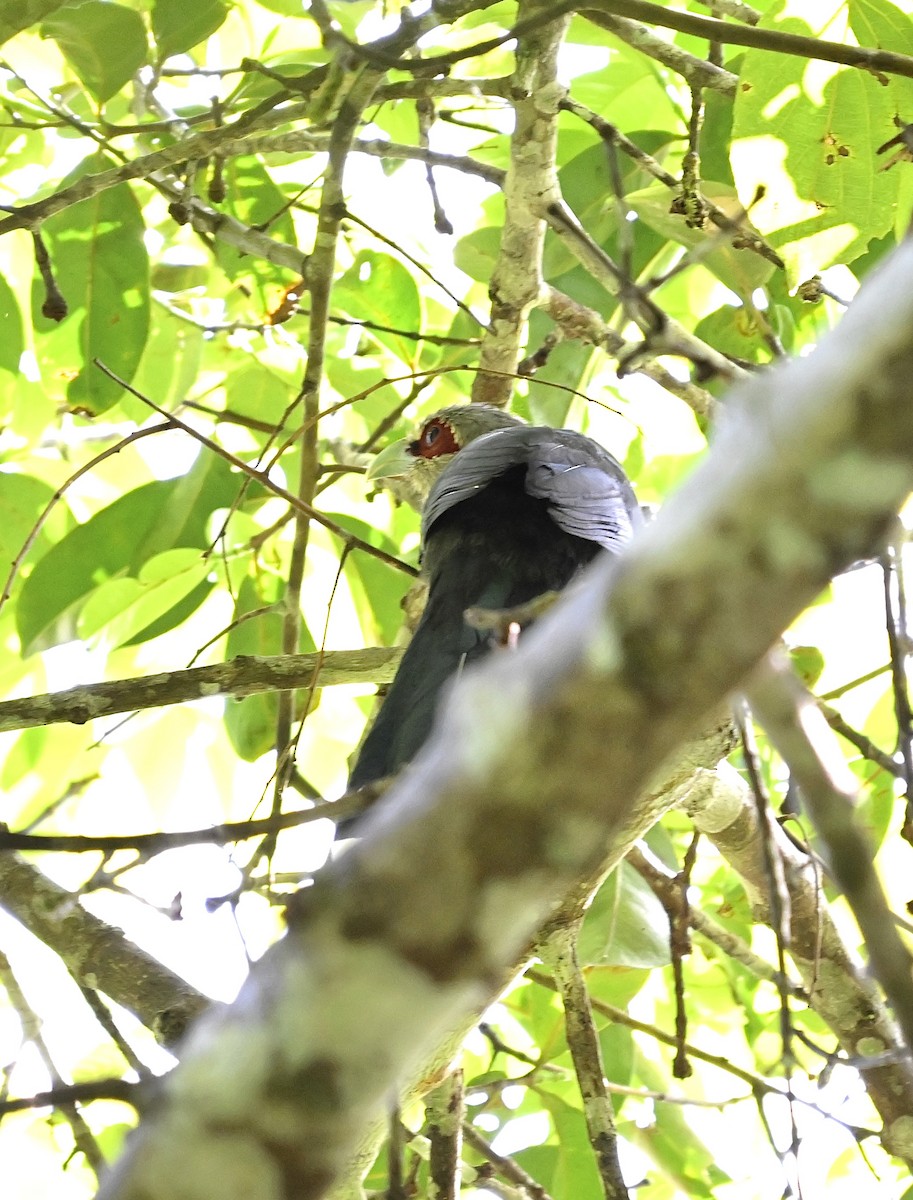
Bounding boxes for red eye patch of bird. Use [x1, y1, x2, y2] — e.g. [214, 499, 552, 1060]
[410, 418, 460, 459]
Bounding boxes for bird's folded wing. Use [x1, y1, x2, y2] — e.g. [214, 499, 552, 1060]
[524, 446, 639, 553]
[423, 426, 640, 554]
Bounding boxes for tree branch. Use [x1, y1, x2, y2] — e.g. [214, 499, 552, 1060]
[471, 0, 570, 406]
[0, 648, 402, 733]
[581, 0, 913, 79]
[0, 855, 209, 1049]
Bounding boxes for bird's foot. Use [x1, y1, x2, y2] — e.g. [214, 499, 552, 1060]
[464, 589, 563, 646]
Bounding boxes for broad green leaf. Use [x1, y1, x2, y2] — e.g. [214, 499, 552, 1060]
[2, 724, 99, 824]
[341, 515, 411, 645]
[851, 756, 896, 855]
[851, 0, 913, 114]
[0, 271, 23, 373]
[129, 309, 205, 419]
[33, 152, 150, 415]
[789, 643, 825, 688]
[449, 1, 512, 30]
[733, 17, 895, 280]
[152, 0, 228, 58]
[693, 303, 773, 367]
[629, 1051, 730, 1197]
[598, 1021, 634, 1091]
[224, 574, 285, 762]
[569, 54, 682, 133]
[452, 225, 502, 284]
[213, 156, 298, 298]
[852, 0, 913, 45]
[150, 262, 212, 294]
[329, 1, 375, 40]
[251, 0, 313, 13]
[585, 964, 651, 1013]
[0, 260, 27, 421]
[77, 548, 211, 647]
[548, 137, 679, 280]
[224, 573, 317, 761]
[529, 1089, 604, 1200]
[41, 2, 148, 102]
[16, 453, 243, 655]
[333, 251, 423, 367]
[504, 977, 565, 1057]
[0, 0, 70, 46]
[578, 861, 671, 968]
[0, 474, 58, 570]
[0, 723, 47, 789]
[224, 365, 296, 429]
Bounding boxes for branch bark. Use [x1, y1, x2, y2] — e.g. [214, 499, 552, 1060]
[0, 649, 401, 733]
[471, 0, 569, 406]
[0, 855, 209, 1049]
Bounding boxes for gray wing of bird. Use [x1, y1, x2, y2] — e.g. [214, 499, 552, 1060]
[423, 425, 641, 553]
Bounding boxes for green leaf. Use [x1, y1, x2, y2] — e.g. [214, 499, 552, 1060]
[77, 548, 211, 648]
[852, 756, 896, 855]
[224, 574, 285, 761]
[733, 17, 895, 280]
[41, 2, 148, 102]
[128, 309, 205, 419]
[789, 644, 825, 688]
[529, 1089, 604, 1200]
[328, 1, 374, 40]
[0, 271, 23, 374]
[585, 964, 650, 1013]
[341, 515, 408, 645]
[334, 251, 423, 367]
[452, 226, 502, 284]
[629, 1050, 730, 1197]
[251, 0, 311, 13]
[693, 303, 772, 366]
[851, 0, 913, 69]
[224, 574, 317, 761]
[598, 1021, 634, 1091]
[578, 861, 672, 968]
[224, 366, 295, 429]
[569, 55, 682, 132]
[0, 474, 58, 571]
[0, 0, 70, 46]
[213, 156, 298, 296]
[33, 152, 150, 415]
[152, 0, 228, 58]
[16, 453, 242, 655]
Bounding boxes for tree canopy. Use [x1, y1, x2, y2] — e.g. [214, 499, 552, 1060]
[2, 2, 913, 1199]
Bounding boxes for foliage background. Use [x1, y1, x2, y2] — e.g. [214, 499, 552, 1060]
[1, 0, 913, 1197]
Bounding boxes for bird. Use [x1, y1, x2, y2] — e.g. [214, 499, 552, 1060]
[341, 402, 641, 831]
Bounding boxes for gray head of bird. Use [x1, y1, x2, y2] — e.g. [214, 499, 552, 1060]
[366, 403, 525, 510]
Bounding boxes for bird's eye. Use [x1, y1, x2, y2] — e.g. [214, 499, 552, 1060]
[413, 417, 459, 459]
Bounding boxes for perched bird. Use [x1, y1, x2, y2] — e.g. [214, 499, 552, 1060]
[342, 403, 641, 828]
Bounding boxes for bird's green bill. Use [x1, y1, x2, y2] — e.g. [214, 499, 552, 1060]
[366, 438, 415, 481]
